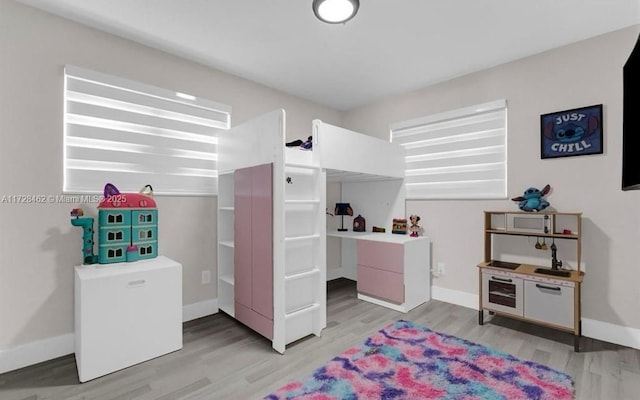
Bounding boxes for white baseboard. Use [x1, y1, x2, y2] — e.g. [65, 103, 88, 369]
[0, 299, 220, 375]
[582, 318, 640, 350]
[4, 297, 639, 376]
[182, 298, 219, 322]
[357, 293, 406, 312]
[430, 286, 640, 351]
[431, 285, 479, 310]
[0, 333, 74, 375]
[326, 267, 356, 281]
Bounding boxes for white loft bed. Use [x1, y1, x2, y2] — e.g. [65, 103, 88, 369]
[287, 119, 407, 233]
[216, 109, 407, 353]
[311, 119, 406, 235]
[312, 118, 405, 182]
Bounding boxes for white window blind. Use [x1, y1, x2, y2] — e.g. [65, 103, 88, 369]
[390, 100, 507, 200]
[64, 65, 231, 196]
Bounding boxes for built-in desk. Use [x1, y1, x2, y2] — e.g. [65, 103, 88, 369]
[327, 230, 431, 312]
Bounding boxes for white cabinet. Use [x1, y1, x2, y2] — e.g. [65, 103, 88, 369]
[329, 231, 430, 313]
[524, 279, 574, 329]
[481, 269, 575, 330]
[74, 256, 182, 382]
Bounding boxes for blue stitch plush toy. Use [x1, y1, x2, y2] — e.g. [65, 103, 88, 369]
[511, 185, 551, 212]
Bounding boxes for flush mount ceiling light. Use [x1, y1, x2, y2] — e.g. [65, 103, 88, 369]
[312, 0, 359, 24]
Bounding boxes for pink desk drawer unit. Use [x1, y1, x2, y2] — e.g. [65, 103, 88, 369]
[354, 235, 430, 312]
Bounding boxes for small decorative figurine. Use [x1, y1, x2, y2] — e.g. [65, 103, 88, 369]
[409, 214, 423, 237]
[70, 208, 99, 265]
[139, 184, 154, 196]
[353, 214, 366, 232]
[392, 218, 407, 234]
[511, 184, 551, 212]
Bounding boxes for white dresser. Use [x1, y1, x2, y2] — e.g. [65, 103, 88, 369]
[74, 256, 183, 382]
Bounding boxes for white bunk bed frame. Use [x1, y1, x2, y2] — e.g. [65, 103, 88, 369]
[217, 109, 407, 353]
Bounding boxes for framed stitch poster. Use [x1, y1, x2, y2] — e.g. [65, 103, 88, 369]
[540, 104, 603, 159]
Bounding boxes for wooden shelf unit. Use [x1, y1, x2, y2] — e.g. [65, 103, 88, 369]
[478, 211, 584, 351]
[483, 211, 582, 271]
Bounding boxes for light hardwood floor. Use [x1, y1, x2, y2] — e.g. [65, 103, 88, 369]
[1, 279, 639, 399]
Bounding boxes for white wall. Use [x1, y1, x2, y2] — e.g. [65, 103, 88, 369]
[3, 0, 640, 374]
[0, 0, 341, 365]
[343, 26, 640, 338]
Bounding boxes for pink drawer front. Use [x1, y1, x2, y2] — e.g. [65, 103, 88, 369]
[235, 302, 273, 340]
[357, 241, 403, 273]
[357, 265, 404, 304]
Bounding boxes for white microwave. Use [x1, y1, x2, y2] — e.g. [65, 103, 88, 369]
[506, 213, 552, 234]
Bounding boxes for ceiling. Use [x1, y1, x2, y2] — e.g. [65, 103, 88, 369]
[16, 0, 640, 110]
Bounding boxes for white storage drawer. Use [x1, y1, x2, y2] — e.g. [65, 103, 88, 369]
[75, 256, 182, 382]
[524, 279, 574, 329]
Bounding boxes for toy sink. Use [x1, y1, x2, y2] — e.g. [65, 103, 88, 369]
[534, 268, 571, 277]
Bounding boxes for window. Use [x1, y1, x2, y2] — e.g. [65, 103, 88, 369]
[107, 248, 123, 258]
[64, 65, 231, 196]
[107, 214, 124, 224]
[107, 231, 123, 241]
[390, 100, 507, 200]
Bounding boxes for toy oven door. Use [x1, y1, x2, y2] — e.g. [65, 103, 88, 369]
[482, 271, 524, 317]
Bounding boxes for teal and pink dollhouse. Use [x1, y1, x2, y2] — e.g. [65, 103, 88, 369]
[71, 183, 158, 264]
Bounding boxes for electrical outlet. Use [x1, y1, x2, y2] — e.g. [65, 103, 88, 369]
[437, 262, 445, 276]
[201, 270, 211, 284]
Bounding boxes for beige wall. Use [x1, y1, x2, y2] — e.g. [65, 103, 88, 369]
[2, 0, 640, 360]
[342, 26, 640, 330]
[0, 0, 341, 349]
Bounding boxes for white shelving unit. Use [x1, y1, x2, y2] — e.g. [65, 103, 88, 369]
[217, 171, 235, 316]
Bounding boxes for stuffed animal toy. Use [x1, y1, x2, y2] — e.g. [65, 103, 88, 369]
[409, 214, 423, 237]
[511, 185, 551, 212]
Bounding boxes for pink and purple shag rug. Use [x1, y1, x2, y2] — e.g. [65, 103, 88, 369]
[265, 320, 574, 400]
